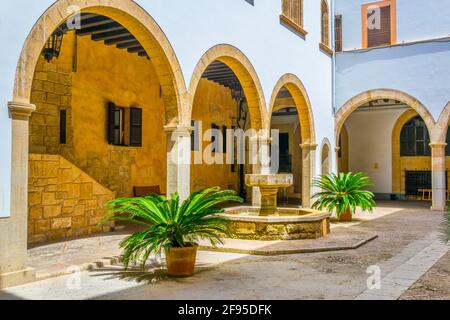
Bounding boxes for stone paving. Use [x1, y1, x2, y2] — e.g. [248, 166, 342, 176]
[0, 201, 448, 300]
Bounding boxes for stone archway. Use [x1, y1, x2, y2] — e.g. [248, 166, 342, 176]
[335, 89, 435, 147]
[335, 89, 446, 211]
[13, 0, 187, 125]
[2, 0, 188, 287]
[268, 74, 316, 208]
[188, 44, 267, 131]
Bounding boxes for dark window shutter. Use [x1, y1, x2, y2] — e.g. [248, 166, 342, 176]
[211, 123, 220, 153]
[107, 102, 116, 144]
[130, 107, 143, 147]
[222, 126, 228, 153]
[59, 109, 67, 144]
[367, 6, 391, 48]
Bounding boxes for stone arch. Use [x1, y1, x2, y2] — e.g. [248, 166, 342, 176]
[320, 138, 332, 176]
[335, 89, 436, 147]
[268, 74, 316, 145]
[268, 74, 316, 208]
[436, 101, 450, 144]
[391, 109, 421, 194]
[188, 44, 267, 130]
[12, 0, 187, 125]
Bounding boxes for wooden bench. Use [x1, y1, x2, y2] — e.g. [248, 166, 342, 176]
[133, 186, 162, 197]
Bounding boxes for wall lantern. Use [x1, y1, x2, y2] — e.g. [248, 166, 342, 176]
[231, 86, 247, 129]
[42, 27, 65, 62]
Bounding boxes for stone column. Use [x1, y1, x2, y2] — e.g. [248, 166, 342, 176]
[300, 143, 317, 208]
[251, 135, 272, 207]
[430, 143, 447, 211]
[165, 125, 192, 202]
[0, 102, 36, 288]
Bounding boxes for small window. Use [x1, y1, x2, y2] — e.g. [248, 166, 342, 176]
[400, 116, 431, 157]
[191, 120, 200, 152]
[281, 0, 307, 37]
[59, 109, 67, 144]
[362, 0, 397, 48]
[107, 102, 142, 147]
[334, 15, 343, 52]
[321, 0, 330, 46]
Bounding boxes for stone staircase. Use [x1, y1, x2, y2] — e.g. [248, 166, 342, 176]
[28, 154, 115, 244]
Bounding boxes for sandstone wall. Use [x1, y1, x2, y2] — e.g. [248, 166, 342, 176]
[28, 154, 115, 244]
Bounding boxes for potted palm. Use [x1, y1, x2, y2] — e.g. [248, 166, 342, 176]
[312, 172, 376, 222]
[102, 187, 243, 277]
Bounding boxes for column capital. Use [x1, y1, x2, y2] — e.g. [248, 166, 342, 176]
[8, 101, 36, 120]
[164, 125, 193, 137]
[300, 143, 318, 151]
[429, 142, 447, 149]
[334, 147, 341, 153]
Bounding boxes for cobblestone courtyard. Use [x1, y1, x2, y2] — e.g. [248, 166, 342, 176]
[0, 202, 448, 300]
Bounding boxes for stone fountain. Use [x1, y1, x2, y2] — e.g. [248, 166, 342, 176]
[222, 174, 332, 240]
[245, 173, 294, 216]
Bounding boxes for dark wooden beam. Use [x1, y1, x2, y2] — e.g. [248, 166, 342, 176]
[104, 35, 135, 45]
[127, 46, 145, 53]
[117, 40, 140, 49]
[80, 15, 113, 29]
[77, 22, 123, 36]
[92, 29, 130, 41]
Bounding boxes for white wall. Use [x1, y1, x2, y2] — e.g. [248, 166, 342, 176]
[345, 107, 406, 194]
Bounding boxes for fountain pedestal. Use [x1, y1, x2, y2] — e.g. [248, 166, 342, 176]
[245, 174, 294, 216]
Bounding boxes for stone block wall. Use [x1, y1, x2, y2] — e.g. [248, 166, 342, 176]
[28, 154, 115, 244]
[29, 33, 74, 157]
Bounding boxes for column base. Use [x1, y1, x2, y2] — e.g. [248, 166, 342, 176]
[431, 205, 448, 212]
[0, 267, 35, 289]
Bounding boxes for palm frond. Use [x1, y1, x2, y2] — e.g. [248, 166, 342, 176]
[312, 172, 376, 219]
[101, 188, 242, 269]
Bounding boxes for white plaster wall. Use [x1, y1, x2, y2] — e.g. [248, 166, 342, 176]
[345, 107, 406, 194]
[0, 0, 334, 216]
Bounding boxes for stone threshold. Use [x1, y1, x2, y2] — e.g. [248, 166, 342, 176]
[199, 228, 378, 256]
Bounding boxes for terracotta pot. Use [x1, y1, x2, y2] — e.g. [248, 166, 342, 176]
[339, 207, 353, 222]
[165, 245, 198, 277]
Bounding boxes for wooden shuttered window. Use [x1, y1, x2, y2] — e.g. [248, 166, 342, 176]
[129, 107, 143, 147]
[362, 1, 396, 48]
[282, 0, 303, 27]
[107, 102, 121, 145]
[367, 5, 391, 47]
[321, 0, 330, 46]
[107, 102, 142, 147]
[334, 15, 343, 52]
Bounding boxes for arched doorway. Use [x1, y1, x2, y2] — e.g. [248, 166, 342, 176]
[188, 45, 266, 202]
[9, 0, 187, 244]
[335, 89, 445, 209]
[268, 74, 316, 208]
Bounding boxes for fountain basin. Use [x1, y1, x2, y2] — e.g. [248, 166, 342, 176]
[222, 206, 331, 240]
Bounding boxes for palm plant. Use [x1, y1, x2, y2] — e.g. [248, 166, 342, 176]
[101, 187, 243, 269]
[312, 172, 376, 220]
